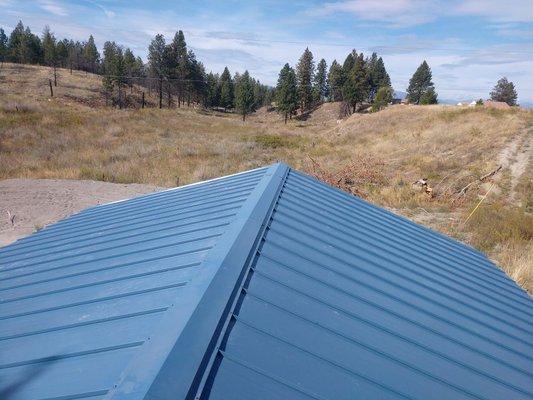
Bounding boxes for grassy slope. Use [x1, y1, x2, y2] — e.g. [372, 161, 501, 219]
[1, 63, 531, 292]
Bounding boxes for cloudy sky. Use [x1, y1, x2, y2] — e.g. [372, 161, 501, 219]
[2, 0, 532, 102]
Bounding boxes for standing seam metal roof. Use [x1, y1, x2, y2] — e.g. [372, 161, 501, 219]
[0, 163, 531, 400]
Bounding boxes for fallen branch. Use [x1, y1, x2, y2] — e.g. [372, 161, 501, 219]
[454, 165, 502, 202]
[480, 165, 502, 182]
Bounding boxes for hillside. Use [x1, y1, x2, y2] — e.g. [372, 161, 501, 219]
[1, 63, 532, 292]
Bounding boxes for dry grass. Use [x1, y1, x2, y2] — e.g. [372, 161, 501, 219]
[1, 63, 532, 293]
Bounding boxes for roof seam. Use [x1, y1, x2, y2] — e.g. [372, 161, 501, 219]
[191, 167, 290, 400]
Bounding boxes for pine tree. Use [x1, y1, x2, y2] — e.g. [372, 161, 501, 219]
[342, 53, 369, 113]
[490, 77, 517, 106]
[368, 53, 390, 101]
[314, 58, 328, 103]
[102, 41, 126, 107]
[8, 22, 42, 64]
[83, 35, 99, 73]
[67, 40, 83, 72]
[276, 63, 299, 123]
[235, 70, 254, 121]
[22, 26, 42, 64]
[8, 21, 26, 62]
[0, 28, 8, 64]
[204, 72, 220, 108]
[372, 86, 393, 111]
[42, 26, 56, 67]
[55, 39, 69, 67]
[419, 86, 438, 105]
[123, 48, 137, 90]
[406, 60, 436, 105]
[42, 26, 58, 85]
[327, 60, 343, 101]
[296, 47, 314, 111]
[342, 50, 357, 75]
[219, 67, 234, 111]
[186, 50, 206, 105]
[174, 31, 189, 106]
[148, 34, 166, 108]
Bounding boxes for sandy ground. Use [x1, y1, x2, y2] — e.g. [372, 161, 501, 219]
[0, 179, 164, 247]
[498, 133, 532, 202]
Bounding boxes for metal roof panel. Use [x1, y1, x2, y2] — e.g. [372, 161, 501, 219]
[1, 164, 531, 400]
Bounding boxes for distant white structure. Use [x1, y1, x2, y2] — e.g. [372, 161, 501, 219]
[456, 102, 464, 106]
[469, 101, 477, 107]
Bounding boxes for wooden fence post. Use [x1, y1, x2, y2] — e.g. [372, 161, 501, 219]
[142, 92, 145, 109]
[49, 79, 53, 97]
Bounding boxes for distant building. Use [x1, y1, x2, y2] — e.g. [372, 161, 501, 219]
[485, 100, 511, 109]
[469, 101, 477, 107]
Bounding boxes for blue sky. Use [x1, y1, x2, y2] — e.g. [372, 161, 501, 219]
[2, 0, 532, 102]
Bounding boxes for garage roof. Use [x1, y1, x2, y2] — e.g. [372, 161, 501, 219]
[1, 163, 531, 400]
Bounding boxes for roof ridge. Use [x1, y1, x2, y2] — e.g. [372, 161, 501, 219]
[104, 163, 289, 400]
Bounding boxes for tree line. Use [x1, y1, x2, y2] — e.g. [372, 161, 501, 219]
[0, 21, 272, 119]
[0, 21, 519, 120]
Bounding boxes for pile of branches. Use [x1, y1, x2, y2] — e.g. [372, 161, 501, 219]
[308, 155, 386, 198]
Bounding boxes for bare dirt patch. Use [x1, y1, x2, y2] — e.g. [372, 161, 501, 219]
[0, 179, 164, 247]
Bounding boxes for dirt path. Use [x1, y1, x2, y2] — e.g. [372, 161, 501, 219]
[498, 131, 532, 202]
[0, 179, 164, 247]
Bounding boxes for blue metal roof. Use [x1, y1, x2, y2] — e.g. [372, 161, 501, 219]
[1, 163, 531, 400]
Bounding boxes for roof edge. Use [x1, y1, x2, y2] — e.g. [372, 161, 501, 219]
[105, 163, 289, 400]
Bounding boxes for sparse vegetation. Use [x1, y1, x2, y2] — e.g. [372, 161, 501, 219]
[0, 63, 531, 292]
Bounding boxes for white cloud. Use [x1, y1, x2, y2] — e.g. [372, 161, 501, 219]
[38, 0, 68, 17]
[455, 0, 533, 23]
[309, 0, 439, 27]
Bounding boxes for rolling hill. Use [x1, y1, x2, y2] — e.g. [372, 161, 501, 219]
[1, 63, 531, 292]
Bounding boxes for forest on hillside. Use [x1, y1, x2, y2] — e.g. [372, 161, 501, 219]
[0, 21, 519, 120]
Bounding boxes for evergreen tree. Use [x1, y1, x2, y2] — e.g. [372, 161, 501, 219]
[368, 53, 390, 101]
[406, 60, 436, 105]
[67, 40, 83, 72]
[0, 28, 8, 64]
[123, 48, 137, 89]
[42, 26, 58, 85]
[490, 77, 517, 106]
[42, 26, 57, 68]
[419, 86, 438, 104]
[102, 41, 126, 107]
[235, 70, 255, 121]
[55, 39, 69, 67]
[327, 60, 343, 101]
[342, 53, 369, 113]
[187, 50, 206, 105]
[342, 50, 357, 75]
[372, 86, 393, 111]
[314, 58, 328, 103]
[204, 72, 220, 108]
[171, 30, 189, 106]
[148, 34, 167, 108]
[296, 47, 315, 111]
[8, 22, 42, 64]
[23, 26, 42, 64]
[83, 35, 99, 73]
[276, 63, 299, 123]
[219, 66, 234, 110]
